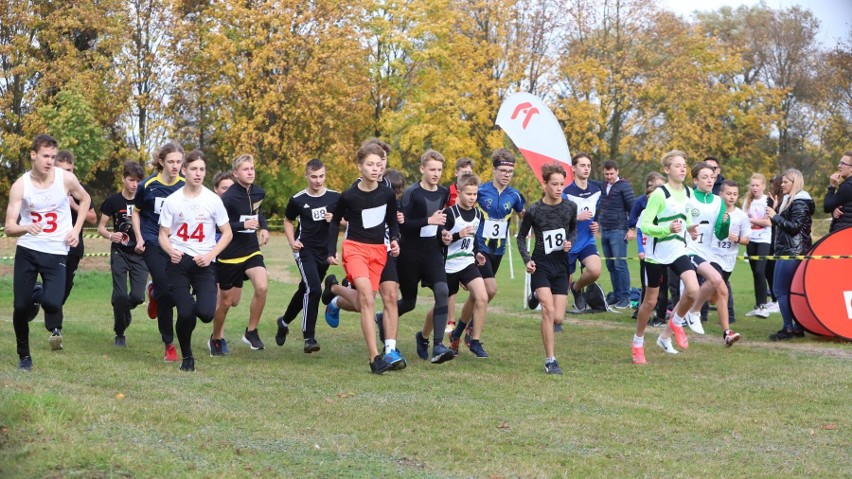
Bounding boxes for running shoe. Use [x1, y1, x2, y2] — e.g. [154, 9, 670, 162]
[527, 290, 540, 310]
[242, 328, 265, 350]
[18, 356, 33, 371]
[275, 316, 289, 346]
[146, 282, 157, 319]
[724, 330, 741, 347]
[48, 328, 63, 351]
[553, 322, 564, 333]
[448, 334, 461, 356]
[631, 345, 646, 365]
[370, 354, 392, 374]
[375, 312, 385, 343]
[614, 298, 631, 309]
[220, 338, 231, 354]
[415, 331, 429, 360]
[544, 359, 563, 375]
[656, 335, 679, 355]
[764, 301, 780, 313]
[668, 318, 689, 349]
[325, 302, 340, 328]
[321, 275, 338, 305]
[208, 336, 224, 357]
[464, 322, 473, 347]
[745, 305, 770, 318]
[179, 357, 195, 372]
[431, 342, 455, 364]
[685, 311, 705, 335]
[304, 338, 321, 354]
[384, 348, 407, 370]
[649, 317, 667, 328]
[114, 335, 126, 347]
[570, 284, 587, 312]
[468, 341, 489, 358]
[164, 343, 179, 362]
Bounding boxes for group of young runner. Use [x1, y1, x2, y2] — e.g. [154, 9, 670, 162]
[8, 135, 749, 374]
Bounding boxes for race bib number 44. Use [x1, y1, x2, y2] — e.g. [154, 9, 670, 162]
[483, 219, 508, 240]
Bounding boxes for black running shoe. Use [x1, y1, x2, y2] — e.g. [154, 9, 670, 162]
[370, 354, 392, 374]
[431, 343, 455, 364]
[18, 356, 33, 371]
[527, 291, 540, 310]
[321, 275, 338, 305]
[180, 357, 195, 372]
[242, 328, 265, 350]
[468, 341, 489, 358]
[570, 283, 587, 312]
[415, 331, 429, 360]
[275, 316, 289, 346]
[208, 335, 224, 357]
[553, 323, 564, 333]
[376, 311, 385, 343]
[544, 359, 563, 375]
[304, 338, 321, 354]
[114, 335, 126, 347]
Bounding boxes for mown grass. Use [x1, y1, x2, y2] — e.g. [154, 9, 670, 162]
[1, 238, 850, 478]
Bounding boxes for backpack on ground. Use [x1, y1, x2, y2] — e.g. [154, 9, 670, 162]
[584, 282, 612, 313]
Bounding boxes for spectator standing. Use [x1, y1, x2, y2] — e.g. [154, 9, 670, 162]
[598, 160, 634, 308]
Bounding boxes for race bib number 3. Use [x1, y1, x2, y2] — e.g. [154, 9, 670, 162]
[542, 228, 566, 254]
[483, 219, 508, 240]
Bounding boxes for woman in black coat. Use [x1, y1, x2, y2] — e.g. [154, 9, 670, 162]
[766, 169, 814, 341]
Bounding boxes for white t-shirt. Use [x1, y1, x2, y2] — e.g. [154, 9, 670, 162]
[745, 195, 772, 243]
[710, 208, 750, 272]
[159, 187, 229, 257]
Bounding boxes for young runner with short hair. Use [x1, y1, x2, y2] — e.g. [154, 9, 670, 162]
[278, 159, 340, 353]
[517, 164, 577, 375]
[97, 160, 148, 346]
[158, 150, 232, 371]
[6, 134, 91, 370]
[633, 151, 701, 364]
[326, 143, 401, 374]
[210, 154, 269, 355]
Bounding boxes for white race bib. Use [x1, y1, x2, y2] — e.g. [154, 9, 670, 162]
[542, 228, 566, 254]
[311, 206, 327, 222]
[420, 224, 438, 237]
[239, 214, 258, 233]
[483, 219, 508, 240]
[154, 197, 165, 214]
[362, 204, 386, 229]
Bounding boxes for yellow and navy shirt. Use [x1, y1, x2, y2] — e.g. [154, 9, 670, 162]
[475, 182, 525, 256]
[133, 172, 185, 245]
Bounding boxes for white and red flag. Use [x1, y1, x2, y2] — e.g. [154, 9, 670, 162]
[495, 92, 573, 185]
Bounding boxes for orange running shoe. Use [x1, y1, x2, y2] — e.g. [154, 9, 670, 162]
[668, 318, 689, 349]
[632, 345, 646, 365]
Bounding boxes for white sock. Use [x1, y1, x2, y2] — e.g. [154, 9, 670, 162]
[384, 339, 396, 354]
[671, 313, 684, 327]
[330, 296, 339, 308]
[546, 356, 556, 363]
[633, 335, 644, 347]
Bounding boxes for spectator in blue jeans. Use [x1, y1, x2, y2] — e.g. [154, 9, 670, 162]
[766, 169, 814, 341]
[598, 160, 635, 308]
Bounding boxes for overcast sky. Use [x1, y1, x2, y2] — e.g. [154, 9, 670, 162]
[660, 0, 851, 47]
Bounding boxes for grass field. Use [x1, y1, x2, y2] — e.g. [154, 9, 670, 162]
[1, 233, 850, 478]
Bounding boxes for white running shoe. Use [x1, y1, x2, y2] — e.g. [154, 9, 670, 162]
[764, 301, 780, 313]
[685, 311, 705, 335]
[656, 335, 679, 355]
[746, 305, 771, 318]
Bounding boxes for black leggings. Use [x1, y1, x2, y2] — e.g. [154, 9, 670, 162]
[167, 255, 217, 359]
[747, 242, 773, 306]
[143, 244, 176, 344]
[283, 248, 329, 340]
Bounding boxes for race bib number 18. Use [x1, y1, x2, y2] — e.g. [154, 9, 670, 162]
[483, 219, 508, 240]
[542, 228, 566, 254]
